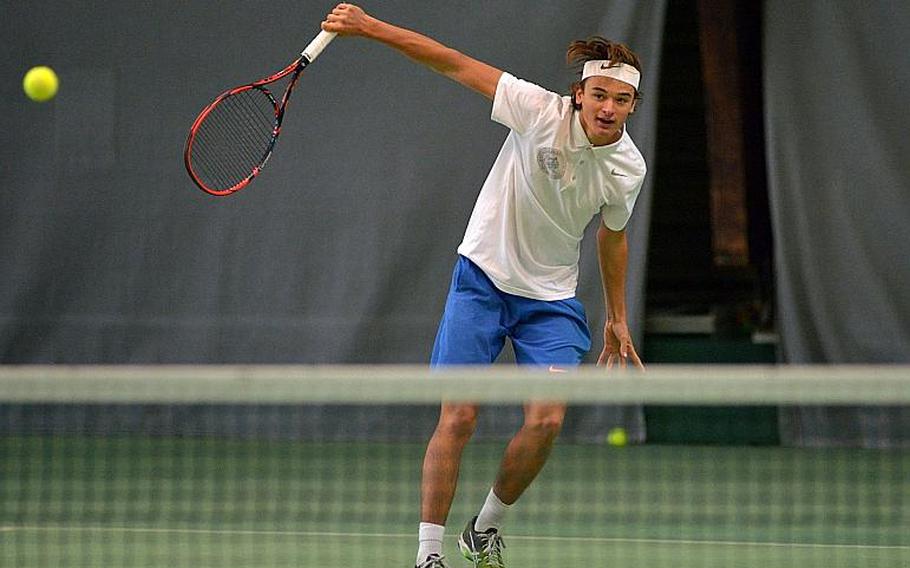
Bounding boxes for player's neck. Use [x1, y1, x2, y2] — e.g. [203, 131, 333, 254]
[586, 128, 623, 147]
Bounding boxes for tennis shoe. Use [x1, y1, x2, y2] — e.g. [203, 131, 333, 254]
[457, 517, 506, 568]
[416, 553, 449, 568]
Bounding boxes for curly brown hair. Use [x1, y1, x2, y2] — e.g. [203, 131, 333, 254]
[567, 36, 643, 109]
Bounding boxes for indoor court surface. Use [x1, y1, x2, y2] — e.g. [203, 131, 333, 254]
[3, 436, 907, 567]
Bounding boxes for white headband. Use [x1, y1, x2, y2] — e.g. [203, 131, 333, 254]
[582, 60, 640, 90]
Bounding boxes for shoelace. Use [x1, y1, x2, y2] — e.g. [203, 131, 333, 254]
[418, 554, 448, 568]
[476, 532, 506, 568]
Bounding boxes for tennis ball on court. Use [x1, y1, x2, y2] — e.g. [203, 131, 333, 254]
[606, 427, 628, 447]
[23, 66, 59, 102]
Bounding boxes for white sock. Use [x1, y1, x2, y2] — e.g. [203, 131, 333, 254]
[474, 488, 512, 532]
[416, 522, 445, 565]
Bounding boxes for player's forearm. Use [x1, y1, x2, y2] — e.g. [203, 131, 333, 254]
[324, 4, 501, 98]
[365, 17, 501, 98]
[361, 17, 461, 75]
[597, 224, 629, 324]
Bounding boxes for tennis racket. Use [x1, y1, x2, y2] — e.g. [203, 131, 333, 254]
[184, 30, 336, 196]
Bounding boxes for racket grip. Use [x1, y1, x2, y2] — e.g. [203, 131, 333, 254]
[302, 30, 337, 64]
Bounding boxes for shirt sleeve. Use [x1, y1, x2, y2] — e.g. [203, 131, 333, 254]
[601, 177, 645, 231]
[491, 73, 562, 136]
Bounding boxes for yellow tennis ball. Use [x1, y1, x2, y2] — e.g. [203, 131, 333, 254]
[23, 66, 59, 102]
[606, 427, 628, 447]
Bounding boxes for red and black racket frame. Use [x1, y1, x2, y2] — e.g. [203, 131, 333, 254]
[184, 56, 311, 197]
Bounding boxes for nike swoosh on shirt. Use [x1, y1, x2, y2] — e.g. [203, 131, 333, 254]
[611, 168, 628, 177]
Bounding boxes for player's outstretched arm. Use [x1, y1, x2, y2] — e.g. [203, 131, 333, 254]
[321, 3, 503, 100]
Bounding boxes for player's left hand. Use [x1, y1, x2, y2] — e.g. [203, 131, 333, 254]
[597, 320, 645, 370]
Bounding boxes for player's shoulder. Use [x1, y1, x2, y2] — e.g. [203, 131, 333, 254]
[498, 73, 566, 111]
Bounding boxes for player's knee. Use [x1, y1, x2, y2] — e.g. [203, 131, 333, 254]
[436, 405, 478, 440]
[523, 409, 565, 439]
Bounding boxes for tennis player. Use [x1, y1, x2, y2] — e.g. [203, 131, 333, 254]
[323, 5, 646, 568]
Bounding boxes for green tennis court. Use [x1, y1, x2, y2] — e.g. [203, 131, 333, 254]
[3, 435, 907, 567]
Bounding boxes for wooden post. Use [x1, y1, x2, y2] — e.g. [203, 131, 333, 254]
[697, 0, 750, 267]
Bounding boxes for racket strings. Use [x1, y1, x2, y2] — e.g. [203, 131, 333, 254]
[200, 90, 275, 170]
[190, 88, 278, 191]
[194, 91, 274, 187]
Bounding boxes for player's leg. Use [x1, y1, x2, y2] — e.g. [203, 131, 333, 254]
[418, 401, 477, 567]
[491, 400, 567, 505]
[458, 400, 565, 568]
[493, 295, 590, 507]
[417, 256, 507, 567]
[459, 296, 590, 566]
[421, 402, 479, 525]
[493, 296, 590, 501]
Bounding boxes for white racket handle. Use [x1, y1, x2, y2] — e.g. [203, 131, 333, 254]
[302, 30, 337, 64]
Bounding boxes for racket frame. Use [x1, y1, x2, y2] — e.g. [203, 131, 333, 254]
[184, 30, 335, 196]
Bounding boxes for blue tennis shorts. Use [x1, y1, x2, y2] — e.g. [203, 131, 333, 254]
[431, 256, 591, 366]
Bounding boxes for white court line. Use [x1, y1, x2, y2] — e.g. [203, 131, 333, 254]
[6, 525, 909, 551]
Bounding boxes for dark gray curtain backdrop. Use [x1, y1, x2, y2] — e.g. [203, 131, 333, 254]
[1, 2, 665, 441]
[764, 1, 910, 446]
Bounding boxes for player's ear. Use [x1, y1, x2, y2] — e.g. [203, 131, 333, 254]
[630, 98, 638, 114]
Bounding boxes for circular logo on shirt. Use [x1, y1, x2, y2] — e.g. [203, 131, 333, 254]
[536, 147, 566, 180]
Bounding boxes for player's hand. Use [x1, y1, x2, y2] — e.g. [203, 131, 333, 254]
[597, 320, 645, 370]
[322, 3, 373, 37]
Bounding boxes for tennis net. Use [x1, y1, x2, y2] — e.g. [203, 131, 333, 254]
[1, 365, 908, 567]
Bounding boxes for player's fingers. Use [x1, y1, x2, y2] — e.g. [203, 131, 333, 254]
[622, 342, 644, 371]
[329, 4, 352, 18]
[628, 347, 646, 371]
[323, 13, 356, 34]
[322, 20, 343, 33]
[620, 332, 638, 353]
[335, 4, 360, 17]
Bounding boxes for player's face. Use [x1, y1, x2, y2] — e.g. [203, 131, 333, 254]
[574, 76, 637, 146]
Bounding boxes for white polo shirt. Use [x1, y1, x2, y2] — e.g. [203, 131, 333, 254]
[457, 72, 646, 301]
